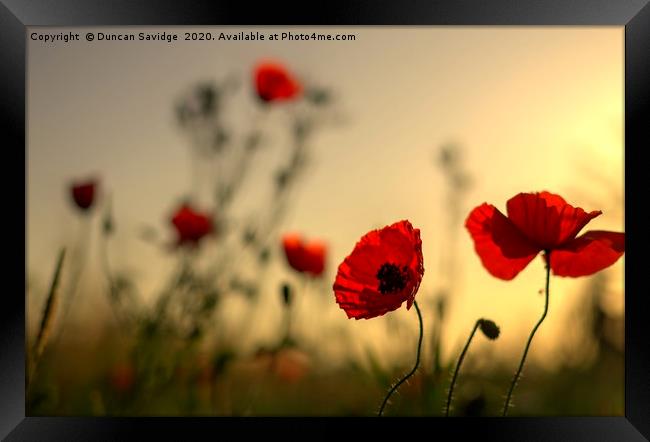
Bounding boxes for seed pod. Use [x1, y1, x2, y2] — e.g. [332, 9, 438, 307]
[478, 319, 500, 340]
[281, 282, 292, 307]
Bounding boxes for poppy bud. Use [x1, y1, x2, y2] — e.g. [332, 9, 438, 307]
[70, 179, 98, 212]
[478, 319, 500, 340]
[281, 282, 292, 307]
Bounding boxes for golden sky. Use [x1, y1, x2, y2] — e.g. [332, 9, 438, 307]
[27, 27, 624, 371]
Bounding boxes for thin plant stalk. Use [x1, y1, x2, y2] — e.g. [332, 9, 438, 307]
[378, 300, 424, 417]
[502, 252, 552, 416]
[283, 299, 293, 346]
[100, 234, 128, 328]
[28, 248, 66, 390]
[50, 218, 91, 346]
[99, 197, 134, 330]
[445, 319, 481, 417]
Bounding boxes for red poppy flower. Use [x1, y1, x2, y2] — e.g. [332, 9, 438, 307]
[109, 362, 135, 394]
[70, 179, 97, 211]
[465, 191, 625, 280]
[171, 203, 213, 247]
[254, 61, 301, 103]
[282, 233, 326, 277]
[333, 220, 424, 320]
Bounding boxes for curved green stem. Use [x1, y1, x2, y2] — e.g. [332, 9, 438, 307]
[445, 319, 481, 417]
[378, 300, 423, 417]
[502, 252, 551, 416]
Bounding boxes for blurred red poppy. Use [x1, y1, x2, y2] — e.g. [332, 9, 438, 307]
[333, 220, 424, 320]
[171, 203, 213, 247]
[273, 348, 311, 383]
[282, 233, 326, 277]
[109, 362, 135, 394]
[465, 191, 625, 280]
[70, 179, 97, 211]
[254, 61, 301, 103]
[252, 347, 311, 384]
[193, 353, 214, 386]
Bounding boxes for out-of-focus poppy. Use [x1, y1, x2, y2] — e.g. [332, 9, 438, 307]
[282, 233, 326, 277]
[254, 61, 301, 103]
[465, 191, 625, 279]
[108, 361, 135, 394]
[253, 347, 311, 384]
[70, 179, 98, 211]
[171, 203, 213, 247]
[333, 220, 424, 320]
[272, 348, 311, 383]
[194, 353, 215, 386]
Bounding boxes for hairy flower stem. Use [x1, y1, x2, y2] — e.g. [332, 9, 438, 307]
[378, 300, 423, 417]
[502, 251, 551, 416]
[445, 319, 481, 417]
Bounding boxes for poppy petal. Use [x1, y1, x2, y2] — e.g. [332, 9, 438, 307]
[334, 285, 407, 320]
[506, 191, 601, 248]
[465, 203, 541, 280]
[71, 180, 98, 211]
[282, 234, 327, 276]
[303, 241, 327, 276]
[254, 62, 301, 102]
[282, 234, 306, 272]
[550, 231, 625, 277]
[333, 220, 424, 319]
[171, 204, 213, 246]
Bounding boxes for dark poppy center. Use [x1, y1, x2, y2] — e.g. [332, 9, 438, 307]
[376, 263, 409, 294]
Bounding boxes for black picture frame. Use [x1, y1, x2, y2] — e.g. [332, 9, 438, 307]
[3, 0, 649, 440]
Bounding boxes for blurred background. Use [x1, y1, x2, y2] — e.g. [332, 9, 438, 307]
[26, 26, 624, 416]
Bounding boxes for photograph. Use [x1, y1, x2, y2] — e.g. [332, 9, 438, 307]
[24, 25, 627, 418]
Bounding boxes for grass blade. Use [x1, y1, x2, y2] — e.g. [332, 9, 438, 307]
[31, 248, 66, 368]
